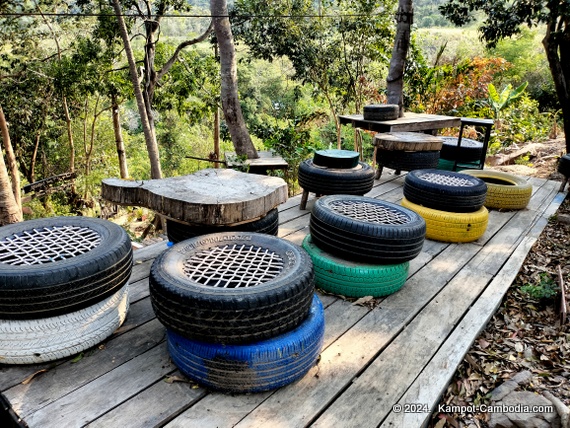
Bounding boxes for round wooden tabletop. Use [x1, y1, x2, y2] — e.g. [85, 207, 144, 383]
[373, 132, 443, 151]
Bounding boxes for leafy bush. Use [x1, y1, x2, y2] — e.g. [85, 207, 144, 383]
[519, 273, 558, 301]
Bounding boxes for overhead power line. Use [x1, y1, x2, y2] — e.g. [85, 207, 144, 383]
[0, 12, 384, 19]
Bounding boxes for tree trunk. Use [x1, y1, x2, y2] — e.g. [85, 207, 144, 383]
[543, 18, 570, 152]
[0, 105, 21, 209]
[112, 95, 129, 179]
[386, 0, 413, 117]
[0, 104, 23, 225]
[112, 0, 162, 179]
[214, 106, 221, 168]
[211, 0, 258, 159]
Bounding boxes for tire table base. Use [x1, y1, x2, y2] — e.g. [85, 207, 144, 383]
[375, 150, 440, 179]
[302, 235, 409, 298]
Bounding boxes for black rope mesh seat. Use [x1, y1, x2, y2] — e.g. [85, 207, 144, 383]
[310, 195, 426, 264]
[0, 217, 132, 319]
[403, 169, 487, 213]
[150, 232, 315, 344]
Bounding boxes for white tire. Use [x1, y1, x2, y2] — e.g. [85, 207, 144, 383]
[0, 285, 129, 364]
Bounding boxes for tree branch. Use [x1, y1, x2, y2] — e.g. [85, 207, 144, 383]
[156, 20, 213, 82]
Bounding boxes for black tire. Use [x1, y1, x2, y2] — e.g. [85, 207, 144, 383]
[376, 149, 440, 172]
[440, 137, 484, 162]
[313, 149, 360, 169]
[166, 208, 279, 243]
[167, 294, 324, 393]
[363, 104, 399, 121]
[298, 160, 375, 196]
[0, 217, 132, 319]
[310, 195, 426, 263]
[150, 232, 315, 344]
[403, 169, 487, 213]
[558, 154, 570, 177]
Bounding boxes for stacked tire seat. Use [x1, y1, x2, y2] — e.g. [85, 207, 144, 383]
[401, 169, 489, 243]
[298, 150, 375, 209]
[0, 217, 132, 364]
[462, 170, 532, 210]
[149, 232, 324, 392]
[373, 132, 443, 179]
[303, 195, 426, 298]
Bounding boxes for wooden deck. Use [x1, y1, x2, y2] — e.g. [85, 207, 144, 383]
[0, 171, 564, 428]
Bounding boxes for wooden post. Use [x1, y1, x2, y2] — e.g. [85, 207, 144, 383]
[214, 107, 221, 168]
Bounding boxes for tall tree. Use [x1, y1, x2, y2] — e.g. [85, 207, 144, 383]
[0, 104, 23, 225]
[108, 0, 214, 177]
[440, 0, 570, 152]
[386, 0, 413, 116]
[232, 0, 395, 147]
[211, 0, 258, 158]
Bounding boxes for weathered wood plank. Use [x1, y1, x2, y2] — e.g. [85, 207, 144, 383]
[102, 169, 288, 225]
[310, 266, 493, 428]
[86, 370, 205, 428]
[24, 343, 174, 428]
[5, 319, 166, 418]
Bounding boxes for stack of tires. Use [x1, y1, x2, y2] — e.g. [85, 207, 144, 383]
[437, 136, 484, 171]
[401, 169, 489, 243]
[149, 232, 324, 392]
[302, 195, 426, 298]
[0, 217, 132, 364]
[298, 150, 375, 209]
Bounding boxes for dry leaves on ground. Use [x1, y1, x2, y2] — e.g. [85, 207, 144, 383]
[428, 182, 570, 428]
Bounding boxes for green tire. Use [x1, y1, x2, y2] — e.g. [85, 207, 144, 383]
[302, 235, 409, 298]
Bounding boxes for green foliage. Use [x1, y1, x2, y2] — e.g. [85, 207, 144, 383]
[262, 112, 327, 195]
[489, 94, 551, 150]
[520, 273, 558, 301]
[488, 81, 528, 119]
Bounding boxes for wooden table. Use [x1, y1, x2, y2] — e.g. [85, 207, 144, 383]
[225, 150, 289, 175]
[101, 169, 288, 225]
[339, 112, 461, 133]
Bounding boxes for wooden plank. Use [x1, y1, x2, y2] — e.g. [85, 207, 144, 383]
[102, 169, 288, 225]
[310, 266, 493, 428]
[5, 319, 166, 418]
[87, 370, 206, 428]
[225, 150, 288, 169]
[382, 191, 564, 428]
[132, 241, 168, 262]
[24, 343, 175, 427]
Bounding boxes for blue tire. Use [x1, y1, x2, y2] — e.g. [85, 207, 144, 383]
[167, 294, 325, 393]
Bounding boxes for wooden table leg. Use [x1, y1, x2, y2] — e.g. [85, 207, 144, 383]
[375, 164, 384, 180]
[560, 177, 569, 192]
[300, 189, 309, 210]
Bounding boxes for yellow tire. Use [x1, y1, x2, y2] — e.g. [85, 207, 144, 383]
[461, 170, 532, 210]
[401, 197, 489, 243]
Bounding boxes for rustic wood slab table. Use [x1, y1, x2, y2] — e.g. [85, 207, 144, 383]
[101, 168, 288, 225]
[338, 112, 461, 133]
[372, 132, 443, 179]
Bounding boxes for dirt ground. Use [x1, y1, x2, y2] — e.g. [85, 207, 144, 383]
[428, 138, 570, 428]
